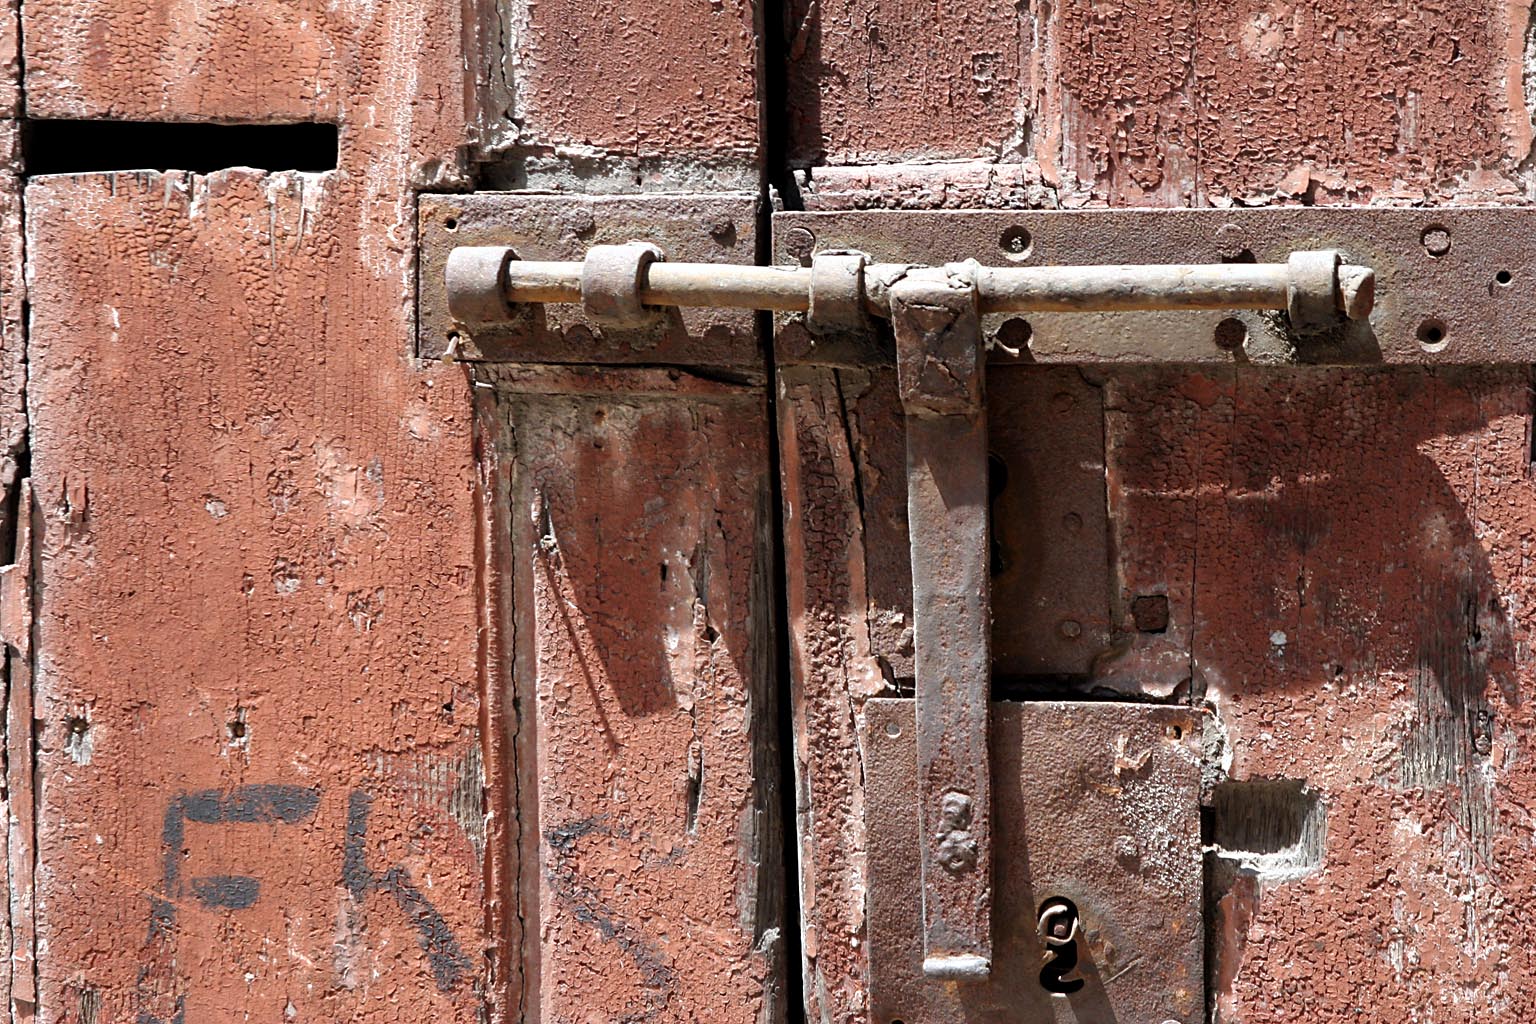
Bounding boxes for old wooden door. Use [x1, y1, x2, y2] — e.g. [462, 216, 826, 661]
[5, 0, 1536, 1021]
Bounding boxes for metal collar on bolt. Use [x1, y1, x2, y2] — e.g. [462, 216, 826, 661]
[580, 242, 666, 327]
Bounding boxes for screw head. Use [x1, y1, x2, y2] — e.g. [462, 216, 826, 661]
[1214, 223, 1247, 261]
[703, 214, 735, 243]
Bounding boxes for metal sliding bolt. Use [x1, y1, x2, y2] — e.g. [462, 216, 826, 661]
[445, 244, 1375, 330]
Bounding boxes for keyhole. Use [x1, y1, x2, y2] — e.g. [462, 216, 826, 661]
[1038, 897, 1085, 995]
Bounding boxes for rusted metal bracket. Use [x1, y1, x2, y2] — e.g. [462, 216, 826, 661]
[426, 204, 1536, 365]
[864, 699, 1204, 1024]
[418, 192, 762, 365]
[890, 263, 994, 980]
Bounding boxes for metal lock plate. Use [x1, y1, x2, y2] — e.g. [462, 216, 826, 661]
[988, 368, 1109, 679]
[418, 192, 761, 365]
[774, 207, 1536, 365]
[864, 698, 1204, 1024]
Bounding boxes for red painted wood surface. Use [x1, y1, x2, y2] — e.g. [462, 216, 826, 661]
[17, 0, 491, 1015]
[790, 0, 1528, 204]
[8, 0, 1536, 1019]
[25, 168, 488, 1022]
[498, 366, 783, 1023]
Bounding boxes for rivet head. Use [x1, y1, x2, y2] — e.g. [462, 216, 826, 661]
[1421, 224, 1452, 258]
[1058, 619, 1083, 640]
[784, 226, 817, 265]
[934, 792, 978, 874]
[936, 835, 978, 874]
[703, 214, 735, 243]
[939, 792, 974, 828]
[1214, 222, 1246, 260]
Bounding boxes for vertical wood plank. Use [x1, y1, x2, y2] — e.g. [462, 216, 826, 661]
[20, 0, 489, 1010]
[499, 367, 783, 1024]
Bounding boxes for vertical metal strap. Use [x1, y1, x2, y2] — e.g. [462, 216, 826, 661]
[890, 264, 992, 981]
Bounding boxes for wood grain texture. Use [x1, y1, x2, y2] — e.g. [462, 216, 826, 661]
[790, 0, 1529, 203]
[23, 0, 341, 122]
[776, 366, 886, 1024]
[784, 0, 1026, 166]
[19, 0, 492, 1011]
[786, 4, 1536, 1018]
[497, 366, 783, 1024]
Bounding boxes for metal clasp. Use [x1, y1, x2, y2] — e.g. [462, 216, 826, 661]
[889, 262, 994, 980]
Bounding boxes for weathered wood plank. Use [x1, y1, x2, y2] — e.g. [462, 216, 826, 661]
[24, 167, 487, 1022]
[506, 0, 762, 160]
[498, 366, 783, 1023]
[1107, 367, 1536, 1022]
[776, 366, 886, 1024]
[0, 115, 26, 1022]
[790, 0, 1527, 203]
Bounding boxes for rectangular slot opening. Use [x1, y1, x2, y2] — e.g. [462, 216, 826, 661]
[23, 120, 339, 176]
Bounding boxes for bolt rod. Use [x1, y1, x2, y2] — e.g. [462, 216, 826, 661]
[491, 258, 1373, 319]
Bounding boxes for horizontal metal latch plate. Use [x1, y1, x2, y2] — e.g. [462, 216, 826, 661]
[417, 192, 763, 364]
[774, 207, 1534, 365]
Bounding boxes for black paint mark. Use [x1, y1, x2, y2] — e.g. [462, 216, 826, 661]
[154, 784, 321, 924]
[137, 784, 322, 1024]
[134, 1001, 184, 1024]
[543, 816, 681, 1020]
[190, 876, 262, 910]
[344, 790, 472, 992]
[179, 783, 321, 825]
[137, 783, 469, 1021]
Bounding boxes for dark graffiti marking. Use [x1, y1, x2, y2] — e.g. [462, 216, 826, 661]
[156, 784, 320, 925]
[139, 784, 322, 1024]
[544, 816, 680, 1024]
[136, 783, 468, 1024]
[344, 789, 472, 992]
[187, 875, 261, 910]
